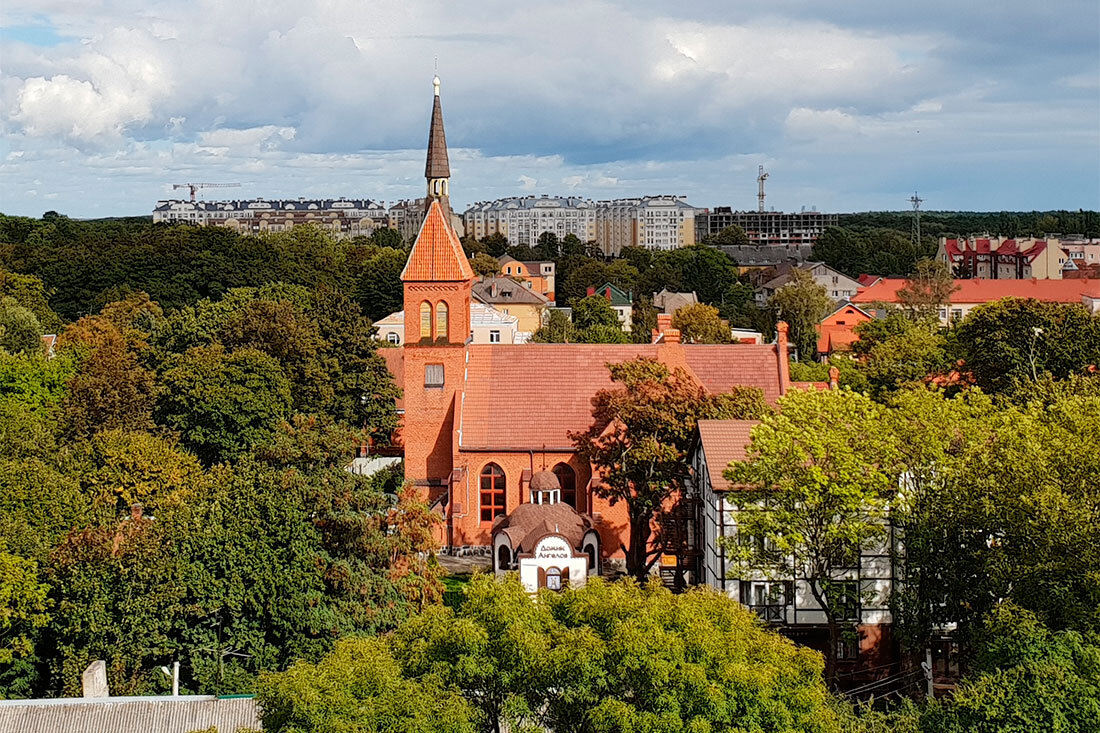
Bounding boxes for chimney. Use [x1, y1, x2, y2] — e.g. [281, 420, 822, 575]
[82, 660, 110, 699]
[656, 313, 672, 333]
[829, 366, 840, 390]
[776, 321, 791, 394]
[586, 286, 595, 297]
[664, 328, 681, 344]
[130, 503, 143, 521]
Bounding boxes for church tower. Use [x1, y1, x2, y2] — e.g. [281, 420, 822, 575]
[400, 76, 475, 496]
[425, 74, 451, 212]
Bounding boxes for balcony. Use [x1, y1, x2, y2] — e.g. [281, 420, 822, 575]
[750, 604, 788, 624]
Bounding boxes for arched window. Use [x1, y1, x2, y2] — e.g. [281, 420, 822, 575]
[545, 566, 562, 591]
[436, 301, 449, 342]
[497, 544, 511, 572]
[480, 463, 506, 523]
[552, 463, 577, 508]
[419, 302, 432, 341]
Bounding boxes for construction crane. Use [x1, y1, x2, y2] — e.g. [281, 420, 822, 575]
[756, 165, 769, 212]
[173, 182, 241, 203]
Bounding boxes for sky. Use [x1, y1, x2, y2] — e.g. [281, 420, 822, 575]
[1, 0, 1098, 219]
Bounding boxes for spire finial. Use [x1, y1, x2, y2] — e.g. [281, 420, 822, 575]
[432, 73, 440, 97]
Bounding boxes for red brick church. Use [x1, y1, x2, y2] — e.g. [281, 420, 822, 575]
[381, 78, 794, 562]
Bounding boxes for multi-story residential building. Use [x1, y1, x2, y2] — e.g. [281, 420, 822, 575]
[152, 198, 390, 236]
[937, 236, 1070, 279]
[594, 196, 697, 255]
[464, 196, 598, 245]
[756, 262, 862, 306]
[853, 277, 1100, 324]
[696, 208, 838, 247]
[497, 255, 556, 303]
[688, 418, 897, 677]
[1061, 239, 1100, 270]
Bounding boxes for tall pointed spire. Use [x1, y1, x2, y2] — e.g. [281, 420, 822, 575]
[425, 74, 451, 210]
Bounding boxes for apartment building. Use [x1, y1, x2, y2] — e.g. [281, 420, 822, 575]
[696, 208, 838, 247]
[937, 236, 1070, 279]
[464, 195, 697, 255]
[464, 196, 597, 245]
[152, 198, 389, 236]
[594, 196, 697, 255]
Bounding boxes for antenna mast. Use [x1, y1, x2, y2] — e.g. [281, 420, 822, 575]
[757, 165, 769, 212]
[909, 191, 923, 245]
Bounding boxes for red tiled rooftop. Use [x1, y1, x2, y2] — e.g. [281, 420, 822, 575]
[458, 343, 783, 450]
[400, 199, 475, 282]
[852, 278, 1100, 305]
[696, 419, 759, 492]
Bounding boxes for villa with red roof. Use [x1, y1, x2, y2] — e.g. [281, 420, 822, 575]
[853, 277, 1100, 324]
[383, 78, 794, 562]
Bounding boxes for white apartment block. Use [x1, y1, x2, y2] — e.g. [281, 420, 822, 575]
[594, 196, 697, 255]
[463, 195, 698, 254]
[152, 198, 389, 237]
[464, 196, 597, 246]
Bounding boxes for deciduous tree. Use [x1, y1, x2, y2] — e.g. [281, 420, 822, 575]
[724, 388, 900, 682]
[768, 269, 832, 361]
[671, 302, 732, 343]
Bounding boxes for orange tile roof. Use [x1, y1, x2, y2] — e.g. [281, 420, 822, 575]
[400, 199, 475, 282]
[458, 344, 783, 450]
[696, 419, 759, 492]
[853, 278, 1100, 305]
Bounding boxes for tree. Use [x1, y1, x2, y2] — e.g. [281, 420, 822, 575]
[392, 574, 845, 733]
[0, 269, 61, 332]
[468, 253, 500, 278]
[858, 317, 948, 396]
[560, 261, 609, 306]
[671, 303, 732, 343]
[571, 295, 620, 331]
[531, 309, 573, 343]
[662, 245, 737, 305]
[356, 247, 406, 321]
[571, 358, 716, 580]
[725, 388, 899, 682]
[0, 298, 42, 354]
[953, 298, 1100, 395]
[481, 233, 509, 258]
[256, 637, 477, 733]
[897, 258, 956, 320]
[535, 231, 560, 260]
[155, 345, 293, 464]
[59, 318, 157, 437]
[369, 227, 403, 249]
[706, 224, 750, 247]
[630, 296, 657, 344]
[0, 552, 49, 666]
[920, 604, 1100, 733]
[768, 269, 832, 361]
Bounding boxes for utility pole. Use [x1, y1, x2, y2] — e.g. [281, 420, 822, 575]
[757, 165, 769, 212]
[909, 191, 923, 246]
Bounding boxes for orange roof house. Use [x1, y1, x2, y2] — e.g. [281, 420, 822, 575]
[381, 76, 796, 561]
[817, 302, 873, 356]
[853, 278, 1100, 323]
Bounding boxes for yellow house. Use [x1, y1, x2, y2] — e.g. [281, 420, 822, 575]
[472, 276, 550, 334]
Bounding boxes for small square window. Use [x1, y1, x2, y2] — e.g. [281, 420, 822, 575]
[425, 364, 444, 388]
[489, 330, 501, 343]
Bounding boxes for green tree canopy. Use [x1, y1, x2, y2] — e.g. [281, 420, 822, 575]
[768, 269, 832, 361]
[953, 298, 1100, 395]
[671, 303, 732, 343]
[0, 298, 42, 355]
[155, 344, 293, 464]
[725, 388, 900, 681]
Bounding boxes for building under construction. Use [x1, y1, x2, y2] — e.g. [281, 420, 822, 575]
[695, 208, 838, 247]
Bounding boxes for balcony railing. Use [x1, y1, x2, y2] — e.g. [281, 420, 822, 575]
[750, 605, 787, 624]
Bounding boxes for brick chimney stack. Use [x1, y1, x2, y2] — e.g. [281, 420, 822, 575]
[776, 321, 791, 394]
[130, 503, 143, 521]
[664, 327, 681, 344]
[828, 366, 840, 390]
